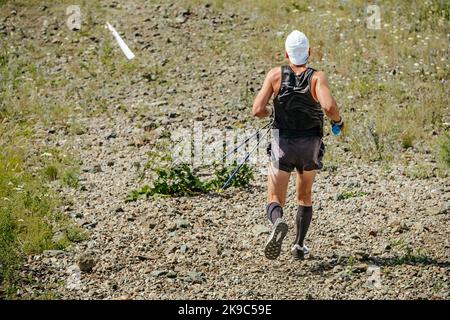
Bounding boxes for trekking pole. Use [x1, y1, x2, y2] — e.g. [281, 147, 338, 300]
[220, 120, 273, 162]
[221, 127, 272, 190]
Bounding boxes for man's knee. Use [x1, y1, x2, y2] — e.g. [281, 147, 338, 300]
[297, 190, 312, 203]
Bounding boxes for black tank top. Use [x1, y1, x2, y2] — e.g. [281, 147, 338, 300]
[273, 66, 324, 138]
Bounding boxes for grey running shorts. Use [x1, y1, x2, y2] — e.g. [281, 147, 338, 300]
[268, 136, 325, 173]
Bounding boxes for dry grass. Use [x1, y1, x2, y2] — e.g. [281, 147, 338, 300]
[174, 0, 449, 165]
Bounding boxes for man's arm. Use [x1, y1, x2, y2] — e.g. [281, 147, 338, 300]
[252, 68, 277, 118]
[315, 71, 341, 122]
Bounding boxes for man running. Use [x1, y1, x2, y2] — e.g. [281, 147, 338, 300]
[252, 30, 344, 260]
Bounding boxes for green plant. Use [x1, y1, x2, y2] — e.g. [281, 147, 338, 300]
[0, 134, 83, 297]
[127, 162, 254, 200]
[127, 164, 205, 200]
[390, 239, 430, 264]
[336, 189, 367, 201]
[64, 225, 89, 244]
[399, 247, 430, 264]
[127, 185, 152, 202]
[62, 170, 79, 189]
[39, 149, 81, 188]
[0, 150, 56, 291]
[405, 163, 433, 180]
[346, 256, 357, 275]
[206, 162, 254, 190]
[289, 0, 308, 13]
[401, 132, 414, 149]
[0, 211, 19, 287]
[350, 77, 377, 97]
[43, 165, 58, 181]
[152, 164, 206, 196]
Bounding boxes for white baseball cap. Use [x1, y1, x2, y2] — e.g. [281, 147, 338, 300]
[285, 30, 309, 66]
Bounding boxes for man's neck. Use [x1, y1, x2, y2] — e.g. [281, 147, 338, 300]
[289, 63, 308, 74]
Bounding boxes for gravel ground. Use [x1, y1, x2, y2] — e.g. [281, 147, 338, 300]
[20, 108, 449, 300]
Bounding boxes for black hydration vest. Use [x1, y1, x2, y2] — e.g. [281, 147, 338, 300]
[273, 66, 324, 138]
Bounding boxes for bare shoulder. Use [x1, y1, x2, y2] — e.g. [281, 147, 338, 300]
[312, 70, 331, 90]
[267, 67, 281, 81]
[313, 70, 327, 81]
[267, 67, 281, 91]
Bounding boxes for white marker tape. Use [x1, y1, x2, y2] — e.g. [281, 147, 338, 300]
[106, 22, 135, 60]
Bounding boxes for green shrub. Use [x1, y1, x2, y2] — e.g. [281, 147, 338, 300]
[62, 170, 79, 189]
[336, 189, 367, 201]
[43, 165, 58, 181]
[205, 162, 254, 190]
[401, 133, 414, 150]
[151, 164, 206, 196]
[127, 162, 254, 200]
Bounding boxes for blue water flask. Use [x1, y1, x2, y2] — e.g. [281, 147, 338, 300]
[332, 123, 341, 136]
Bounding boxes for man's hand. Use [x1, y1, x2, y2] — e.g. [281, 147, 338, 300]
[331, 117, 344, 136]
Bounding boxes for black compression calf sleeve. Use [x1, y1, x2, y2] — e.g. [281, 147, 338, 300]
[266, 202, 283, 224]
[294, 205, 313, 247]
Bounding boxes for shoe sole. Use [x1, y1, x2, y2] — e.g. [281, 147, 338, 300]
[264, 220, 288, 260]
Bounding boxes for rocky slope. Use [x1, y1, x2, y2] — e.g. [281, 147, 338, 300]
[21, 109, 450, 299]
[2, 1, 448, 299]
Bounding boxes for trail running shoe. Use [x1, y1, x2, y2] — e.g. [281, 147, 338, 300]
[291, 244, 310, 261]
[264, 218, 288, 260]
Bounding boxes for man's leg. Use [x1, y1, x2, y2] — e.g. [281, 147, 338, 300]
[292, 170, 316, 260]
[266, 163, 290, 223]
[264, 163, 290, 260]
